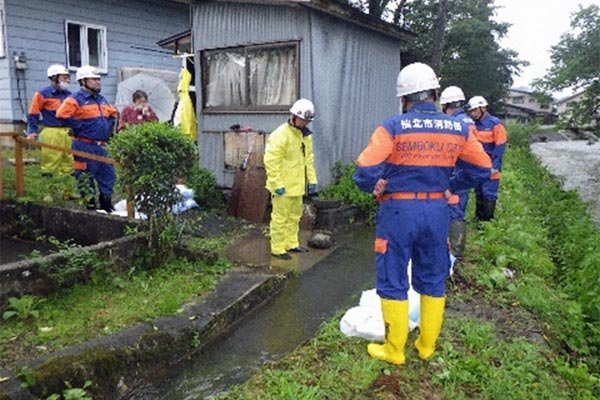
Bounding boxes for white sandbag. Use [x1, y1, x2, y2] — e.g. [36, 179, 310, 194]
[107, 184, 198, 219]
[340, 256, 456, 340]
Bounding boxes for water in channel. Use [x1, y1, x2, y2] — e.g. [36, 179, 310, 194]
[132, 227, 375, 399]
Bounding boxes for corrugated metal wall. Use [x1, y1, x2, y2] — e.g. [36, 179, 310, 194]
[193, 1, 402, 187]
[2, 0, 189, 123]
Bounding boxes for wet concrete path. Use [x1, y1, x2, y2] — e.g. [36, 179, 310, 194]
[129, 227, 375, 399]
[530, 140, 600, 224]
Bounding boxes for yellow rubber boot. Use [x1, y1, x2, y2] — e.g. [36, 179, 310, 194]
[367, 299, 409, 365]
[415, 295, 446, 360]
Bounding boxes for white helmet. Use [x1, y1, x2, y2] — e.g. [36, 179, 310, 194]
[290, 98, 315, 121]
[396, 62, 440, 97]
[47, 64, 69, 78]
[467, 96, 488, 110]
[76, 65, 101, 81]
[440, 86, 465, 105]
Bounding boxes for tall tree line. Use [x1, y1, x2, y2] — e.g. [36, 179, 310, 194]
[535, 4, 600, 131]
[350, 0, 526, 110]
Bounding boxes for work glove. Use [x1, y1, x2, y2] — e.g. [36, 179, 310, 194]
[308, 183, 318, 195]
[274, 187, 286, 196]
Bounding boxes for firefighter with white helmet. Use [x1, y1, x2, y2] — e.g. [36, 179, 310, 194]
[27, 64, 74, 180]
[56, 65, 118, 212]
[467, 95, 507, 221]
[353, 63, 491, 365]
[264, 98, 318, 260]
[440, 86, 476, 257]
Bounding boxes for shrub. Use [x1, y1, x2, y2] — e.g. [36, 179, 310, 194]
[320, 162, 377, 223]
[185, 165, 223, 210]
[109, 122, 197, 263]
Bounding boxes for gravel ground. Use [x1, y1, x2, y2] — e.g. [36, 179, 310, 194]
[530, 140, 600, 225]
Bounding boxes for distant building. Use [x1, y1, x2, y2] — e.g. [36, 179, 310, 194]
[499, 87, 554, 123]
[554, 90, 587, 116]
[0, 0, 189, 134]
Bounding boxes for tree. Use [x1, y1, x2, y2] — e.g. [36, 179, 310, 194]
[349, 0, 526, 110]
[402, 0, 526, 109]
[535, 5, 600, 130]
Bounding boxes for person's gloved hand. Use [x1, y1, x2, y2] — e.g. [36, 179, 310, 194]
[274, 187, 286, 196]
[308, 183, 318, 195]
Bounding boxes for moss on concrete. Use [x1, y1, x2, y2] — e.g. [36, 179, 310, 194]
[28, 348, 133, 398]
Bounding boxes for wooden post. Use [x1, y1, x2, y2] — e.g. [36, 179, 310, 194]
[14, 136, 25, 197]
[125, 186, 134, 220]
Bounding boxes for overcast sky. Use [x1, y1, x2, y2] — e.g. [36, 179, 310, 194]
[494, 0, 600, 95]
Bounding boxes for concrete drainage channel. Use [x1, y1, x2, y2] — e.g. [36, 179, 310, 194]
[0, 201, 145, 310]
[128, 227, 375, 399]
[0, 199, 366, 399]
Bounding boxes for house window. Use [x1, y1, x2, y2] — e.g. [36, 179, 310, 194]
[512, 96, 524, 104]
[201, 42, 299, 111]
[65, 21, 107, 72]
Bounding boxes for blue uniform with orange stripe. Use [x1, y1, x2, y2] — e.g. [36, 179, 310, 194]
[473, 113, 506, 200]
[353, 102, 491, 300]
[27, 85, 71, 133]
[449, 109, 475, 221]
[27, 85, 74, 176]
[56, 89, 117, 197]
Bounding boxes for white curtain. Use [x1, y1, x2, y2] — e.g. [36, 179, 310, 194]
[249, 46, 297, 106]
[205, 51, 246, 107]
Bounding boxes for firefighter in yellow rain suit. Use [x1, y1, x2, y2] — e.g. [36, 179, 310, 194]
[27, 64, 73, 176]
[264, 99, 318, 260]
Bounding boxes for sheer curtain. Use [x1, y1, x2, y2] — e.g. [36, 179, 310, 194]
[249, 46, 297, 106]
[205, 51, 246, 107]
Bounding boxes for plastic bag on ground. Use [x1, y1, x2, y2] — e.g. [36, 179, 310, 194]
[340, 256, 456, 340]
[105, 184, 198, 219]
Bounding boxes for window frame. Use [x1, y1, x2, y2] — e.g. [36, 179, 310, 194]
[200, 40, 300, 113]
[0, 10, 5, 59]
[64, 20, 108, 73]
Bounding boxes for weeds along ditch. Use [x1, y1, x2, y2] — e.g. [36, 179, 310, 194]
[217, 124, 600, 399]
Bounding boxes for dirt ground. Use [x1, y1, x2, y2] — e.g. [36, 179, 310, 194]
[530, 140, 600, 225]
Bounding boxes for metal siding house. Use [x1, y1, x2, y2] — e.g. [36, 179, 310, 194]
[0, 0, 189, 133]
[189, 0, 415, 187]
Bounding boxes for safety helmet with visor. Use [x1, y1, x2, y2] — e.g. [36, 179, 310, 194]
[440, 86, 466, 105]
[290, 98, 315, 121]
[396, 62, 440, 98]
[47, 64, 69, 78]
[467, 96, 488, 110]
[76, 65, 101, 81]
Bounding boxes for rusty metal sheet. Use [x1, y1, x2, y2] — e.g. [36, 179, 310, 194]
[229, 167, 269, 223]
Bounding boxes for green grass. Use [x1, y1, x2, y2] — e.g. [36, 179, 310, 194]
[1, 147, 124, 206]
[218, 124, 600, 399]
[0, 257, 231, 367]
[219, 314, 597, 399]
[1, 148, 240, 369]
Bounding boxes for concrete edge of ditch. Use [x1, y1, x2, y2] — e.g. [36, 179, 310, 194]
[0, 267, 290, 400]
[0, 234, 149, 311]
